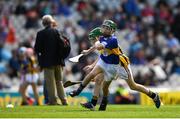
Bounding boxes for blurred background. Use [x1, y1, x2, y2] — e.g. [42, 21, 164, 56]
[0, 0, 179, 106]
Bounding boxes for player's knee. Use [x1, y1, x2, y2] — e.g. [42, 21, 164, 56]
[129, 84, 137, 90]
[96, 78, 103, 85]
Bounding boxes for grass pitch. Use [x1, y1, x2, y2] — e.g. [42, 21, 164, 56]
[0, 105, 180, 118]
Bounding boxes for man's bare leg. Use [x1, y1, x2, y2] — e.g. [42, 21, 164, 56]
[91, 73, 104, 106]
[99, 80, 112, 111]
[125, 66, 161, 108]
[80, 73, 104, 110]
[69, 65, 103, 97]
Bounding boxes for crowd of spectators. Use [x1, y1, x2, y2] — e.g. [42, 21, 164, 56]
[0, 0, 179, 91]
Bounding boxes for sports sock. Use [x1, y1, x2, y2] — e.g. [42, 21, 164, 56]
[76, 83, 85, 94]
[99, 96, 108, 110]
[91, 96, 98, 106]
[148, 90, 156, 99]
[102, 96, 108, 103]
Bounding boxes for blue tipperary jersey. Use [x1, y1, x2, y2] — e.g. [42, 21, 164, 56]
[99, 35, 123, 64]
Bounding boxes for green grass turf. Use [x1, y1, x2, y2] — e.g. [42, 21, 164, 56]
[0, 105, 180, 118]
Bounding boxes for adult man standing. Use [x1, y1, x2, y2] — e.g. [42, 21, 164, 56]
[34, 15, 67, 105]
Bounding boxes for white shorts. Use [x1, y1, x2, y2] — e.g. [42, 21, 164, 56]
[23, 73, 39, 83]
[96, 58, 131, 81]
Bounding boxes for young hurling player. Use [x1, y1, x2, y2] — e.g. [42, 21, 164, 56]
[71, 20, 161, 111]
[80, 27, 107, 111]
[70, 27, 106, 110]
[93, 20, 161, 111]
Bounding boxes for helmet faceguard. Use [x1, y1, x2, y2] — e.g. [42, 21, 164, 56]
[102, 20, 117, 30]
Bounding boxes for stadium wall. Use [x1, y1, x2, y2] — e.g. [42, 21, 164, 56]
[140, 91, 180, 105]
[1, 90, 180, 107]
